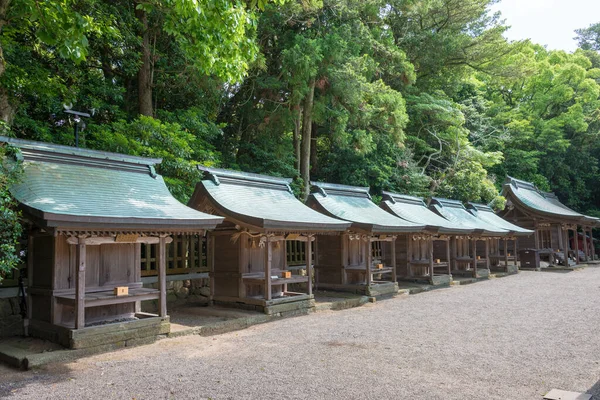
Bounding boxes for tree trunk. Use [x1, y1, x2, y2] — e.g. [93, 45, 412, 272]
[0, 0, 14, 125]
[135, 6, 153, 117]
[310, 121, 318, 175]
[300, 78, 316, 201]
[292, 104, 302, 173]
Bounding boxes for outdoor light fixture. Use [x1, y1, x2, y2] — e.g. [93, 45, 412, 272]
[63, 103, 91, 148]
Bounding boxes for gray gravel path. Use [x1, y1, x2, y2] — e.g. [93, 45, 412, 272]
[2, 269, 600, 399]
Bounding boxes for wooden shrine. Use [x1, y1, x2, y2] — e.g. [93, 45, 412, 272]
[307, 183, 425, 297]
[188, 168, 350, 315]
[466, 203, 533, 274]
[498, 177, 600, 266]
[1, 137, 222, 349]
[429, 198, 509, 278]
[380, 192, 473, 285]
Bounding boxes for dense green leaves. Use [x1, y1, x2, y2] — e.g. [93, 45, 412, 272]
[2, 0, 600, 277]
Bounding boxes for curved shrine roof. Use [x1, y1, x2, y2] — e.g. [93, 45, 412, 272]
[307, 183, 424, 234]
[429, 198, 508, 236]
[190, 167, 351, 232]
[1, 136, 223, 232]
[501, 176, 599, 226]
[466, 203, 533, 236]
[380, 192, 472, 235]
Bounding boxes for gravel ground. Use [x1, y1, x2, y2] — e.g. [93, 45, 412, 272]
[2, 269, 600, 399]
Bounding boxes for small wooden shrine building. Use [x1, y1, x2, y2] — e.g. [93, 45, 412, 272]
[466, 203, 533, 274]
[188, 168, 350, 315]
[1, 137, 222, 349]
[429, 198, 508, 278]
[498, 177, 600, 265]
[379, 192, 473, 285]
[307, 183, 425, 297]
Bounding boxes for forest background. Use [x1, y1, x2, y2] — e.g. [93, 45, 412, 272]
[1, 0, 600, 274]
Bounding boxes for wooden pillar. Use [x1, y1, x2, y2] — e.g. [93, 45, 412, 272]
[157, 236, 167, 317]
[391, 236, 397, 282]
[428, 237, 434, 278]
[504, 239, 509, 270]
[366, 237, 373, 286]
[265, 238, 272, 301]
[445, 239, 451, 275]
[208, 234, 215, 301]
[534, 223, 540, 249]
[75, 238, 87, 329]
[451, 237, 457, 272]
[484, 239, 490, 269]
[471, 238, 477, 276]
[583, 227, 589, 262]
[407, 235, 413, 277]
[574, 226, 580, 264]
[590, 228, 596, 261]
[306, 237, 313, 296]
[341, 235, 347, 285]
[562, 227, 569, 266]
[514, 239, 518, 265]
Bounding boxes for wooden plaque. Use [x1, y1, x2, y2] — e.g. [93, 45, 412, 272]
[115, 233, 140, 243]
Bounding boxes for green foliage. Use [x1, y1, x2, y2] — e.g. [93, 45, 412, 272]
[2, 0, 600, 228]
[0, 140, 23, 282]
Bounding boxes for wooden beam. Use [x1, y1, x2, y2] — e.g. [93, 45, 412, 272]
[75, 239, 86, 329]
[306, 238, 313, 296]
[67, 236, 173, 246]
[157, 236, 167, 317]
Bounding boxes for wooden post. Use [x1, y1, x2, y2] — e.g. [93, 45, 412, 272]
[451, 237, 457, 272]
[428, 237, 434, 278]
[445, 238, 451, 275]
[534, 223, 540, 250]
[391, 236, 397, 282]
[514, 239, 518, 265]
[265, 238, 272, 301]
[407, 235, 413, 277]
[75, 238, 86, 329]
[157, 236, 167, 317]
[366, 237, 372, 286]
[503, 239, 509, 270]
[208, 234, 215, 301]
[306, 237, 313, 296]
[574, 226, 580, 264]
[583, 227, 589, 262]
[590, 228, 595, 260]
[341, 234, 347, 285]
[472, 238, 477, 276]
[485, 239, 490, 270]
[562, 227, 569, 266]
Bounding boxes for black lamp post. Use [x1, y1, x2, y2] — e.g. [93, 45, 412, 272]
[64, 109, 91, 148]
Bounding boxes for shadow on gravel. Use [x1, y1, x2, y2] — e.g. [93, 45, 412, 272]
[587, 379, 600, 399]
[0, 362, 74, 397]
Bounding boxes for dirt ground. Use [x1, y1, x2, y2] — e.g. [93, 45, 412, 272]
[1, 268, 600, 399]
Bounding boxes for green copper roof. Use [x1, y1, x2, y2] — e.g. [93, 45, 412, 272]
[307, 182, 425, 234]
[189, 167, 351, 232]
[502, 176, 598, 225]
[380, 192, 472, 235]
[429, 198, 508, 236]
[1, 136, 223, 232]
[466, 203, 533, 236]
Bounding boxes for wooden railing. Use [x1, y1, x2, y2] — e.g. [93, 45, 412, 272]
[141, 234, 207, 277]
